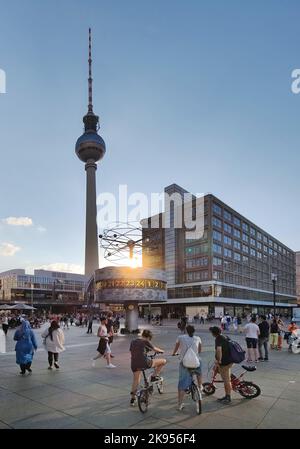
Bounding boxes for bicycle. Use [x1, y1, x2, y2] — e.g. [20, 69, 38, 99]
[136, 352, 164, 413]
[202, 362, 261, 399]
[173, 354, 202, 415]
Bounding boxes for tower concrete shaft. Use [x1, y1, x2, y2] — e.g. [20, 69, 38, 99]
[85, 160, 99, 276]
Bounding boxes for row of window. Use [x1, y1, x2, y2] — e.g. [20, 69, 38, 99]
[186, 257, 208, 268]
[212, 207, 292, 258]
[186, 271, 209, 282]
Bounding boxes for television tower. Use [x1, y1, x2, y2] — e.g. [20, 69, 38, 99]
[75, 28, 106, 277]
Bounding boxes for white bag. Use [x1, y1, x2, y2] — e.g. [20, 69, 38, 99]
[182, 346, 200, 369]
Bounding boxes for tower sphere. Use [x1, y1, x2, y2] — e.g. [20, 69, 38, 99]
[75, 129, 106, 163]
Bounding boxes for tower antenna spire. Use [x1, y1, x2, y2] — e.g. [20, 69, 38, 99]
[88, 27, 93, 113]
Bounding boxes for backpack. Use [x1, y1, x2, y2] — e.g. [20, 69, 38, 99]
[226, 337, 245, 364]
[182, 340, 200, 369]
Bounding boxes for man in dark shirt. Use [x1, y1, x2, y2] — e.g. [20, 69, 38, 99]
[209, 326, 233, 404]
[258, 315, 270, 361]
[129, 330, 165, 406]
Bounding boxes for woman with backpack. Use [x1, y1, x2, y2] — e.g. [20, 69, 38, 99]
[41, 320, 65, 369]
[172, 325, 202, 411]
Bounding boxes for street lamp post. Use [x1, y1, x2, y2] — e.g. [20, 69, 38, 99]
[30, 282, 34, 315]
[271, 273, 278, 317]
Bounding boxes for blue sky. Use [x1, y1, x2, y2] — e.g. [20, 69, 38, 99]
[0, 0, 300, 273]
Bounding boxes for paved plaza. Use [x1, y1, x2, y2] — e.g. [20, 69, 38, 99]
[0, 320, 300, 429]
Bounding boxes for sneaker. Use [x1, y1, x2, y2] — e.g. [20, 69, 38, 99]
[264, 358, 269, 361]
[54, 363, 60, 369]
[258, 357, 264, 361]
[218, 396, 231, 404]
[26, 368, 32, 372]
[177, 403, 185, 411]
[48, 366, 53, 370]
[106, 364, 116, 368]
[130, 397, 137, 407]
[150, 375, 162, 382]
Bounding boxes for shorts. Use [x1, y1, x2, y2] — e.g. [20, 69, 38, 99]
[97, 338, 110, 355]
[178, 361, 202, 391]
[245, 337, 258, 349]
[218, 363, 233, 383]
[131, 357, 153, 373]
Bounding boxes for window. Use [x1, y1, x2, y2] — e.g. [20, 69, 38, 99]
[224, 223, 232, 234]
[234, 240, 241, 250]
[257, 232, 262, 240]
[274, 251, 277, 257]
[243, 256, 249, 263]
[274, 242, 278, 250]
[233, 216, 241, 226]
[224, 236, 232, 246]
[269, 240, 273, 247]
[263, 245, 268, 253]
[250, 248, 256, 257]
[257, 252, 262, 259]
[242, 233, 249, 243]
[224, 210, 232, 221]
[278, 246, 282, 253]
[234, 252, 241, 261]
[263, 235, 268, 243]
[250, 227, 256, 236]
[213, 203, 222, 215]
[283, 248, 286, 255]
[212, 216, 222, 228]
[257, 242, 262, 250]
[250, 238, 256, 246]
[213, 243, 222, 255]
[234, 228, 241, 238]
[213, 230, 222, 242]
[242, 244, 249, 253]
[186, 257, 208, 268]
[242, 223, 249, 232]
[213, 271, 223, 280]
[224, 248, 232, 258]
[269, 248, 273, 255]
[213, 257, 222, 266]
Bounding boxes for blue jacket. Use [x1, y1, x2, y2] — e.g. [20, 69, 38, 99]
[14, 320, 38, 365]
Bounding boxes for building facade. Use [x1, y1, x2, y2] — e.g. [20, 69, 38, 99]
[0, 269, 86, 312]
[143, 184, 297, 318]
[296, 251, 300, 305]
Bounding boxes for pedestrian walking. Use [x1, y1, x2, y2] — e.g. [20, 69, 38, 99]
[42, 320, 65, 369]
[243, 316, 260, 362]
[14, 319, 38, 375]
[258, 315, 270, 361]
[92, 317, 116, 368]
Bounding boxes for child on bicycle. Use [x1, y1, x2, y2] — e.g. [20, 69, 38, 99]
[129, 329, 166, 406]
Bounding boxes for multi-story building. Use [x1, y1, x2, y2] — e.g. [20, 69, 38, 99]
[296, 252, 300, 305]
[0, 269, 87, 312]
[142, 184, 297, 318]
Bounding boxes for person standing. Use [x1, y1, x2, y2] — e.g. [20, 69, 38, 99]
[1, 315, 9, 336]
[172, 325, 202, 411]
[258, 315, 270, 361]
[87, 314, 94, 334]
[42, 320, 65, 369]
[209, 326, 233, 404]
[92, 317, 115, 368]
[243, 316, 260, 362]
[14, 319, 38, 375]
[269, 318, 279, 350]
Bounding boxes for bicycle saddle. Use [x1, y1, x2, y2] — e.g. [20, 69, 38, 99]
[241, 365, 257, 372]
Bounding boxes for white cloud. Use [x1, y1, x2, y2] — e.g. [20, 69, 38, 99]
[37, 226, 47, 233]
[0, 242, 21, 256]
[3, 217, 33, 226]
[34, 263, 84, 274]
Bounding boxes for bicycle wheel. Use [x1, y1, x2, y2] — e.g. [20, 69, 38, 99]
[191, 383, 202, 415]
[202, 382, 216, 396]
[238, 381, 261, 399]
[157, 380, 164, 394]
[137, 389, 149, 413]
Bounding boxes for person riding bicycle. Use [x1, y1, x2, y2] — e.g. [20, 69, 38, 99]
[129, 329, 166, 406]
[172, 325, 202, 411]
